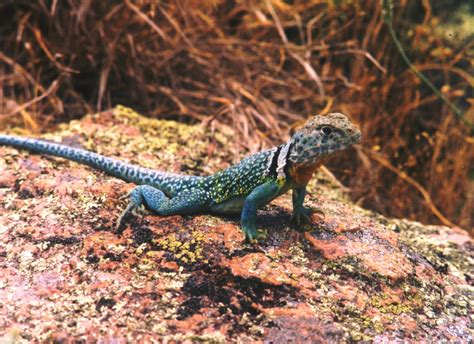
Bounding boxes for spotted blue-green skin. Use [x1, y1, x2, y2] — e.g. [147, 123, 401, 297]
[0, 113, 361, 240]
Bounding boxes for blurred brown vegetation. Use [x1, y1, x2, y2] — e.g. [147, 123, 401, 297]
[0, 0, 472, 232]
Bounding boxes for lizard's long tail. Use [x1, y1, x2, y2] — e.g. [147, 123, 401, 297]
[0, 134, 201, 195]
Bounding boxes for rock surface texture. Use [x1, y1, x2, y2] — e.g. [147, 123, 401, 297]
[0, 107, 472, 342]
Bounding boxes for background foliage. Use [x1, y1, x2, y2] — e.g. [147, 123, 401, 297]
[0, 0, 472, 231]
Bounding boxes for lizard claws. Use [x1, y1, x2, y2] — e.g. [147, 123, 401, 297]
[292, 206, 324, 226]
[118, 190, 133, 201]
[116, 202, 137, 229]
[116, 188, 145, 229]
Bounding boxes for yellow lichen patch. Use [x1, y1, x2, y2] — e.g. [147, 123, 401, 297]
[369, 294, 413, 315]
[155, 230, 206, 265]
[323, 300, 386, 342]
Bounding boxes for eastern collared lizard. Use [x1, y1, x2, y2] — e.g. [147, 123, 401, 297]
[0, 112, 361, 240]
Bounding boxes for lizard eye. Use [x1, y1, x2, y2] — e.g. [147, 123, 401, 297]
[321, 126, 333, 135]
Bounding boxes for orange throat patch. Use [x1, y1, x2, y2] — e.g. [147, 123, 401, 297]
[288, 160, 325, 185]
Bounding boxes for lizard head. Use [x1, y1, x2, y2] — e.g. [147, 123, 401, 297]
[288, 112, 361, 166]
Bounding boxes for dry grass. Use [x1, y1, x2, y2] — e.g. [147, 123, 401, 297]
[0, 0, 472, 232]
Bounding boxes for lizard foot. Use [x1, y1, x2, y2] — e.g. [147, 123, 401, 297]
[292, 206, 325, 226]
[242, 224, 259, 243]
[116, 187, 145, 229]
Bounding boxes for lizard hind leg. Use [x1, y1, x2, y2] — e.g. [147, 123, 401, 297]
[116, 185, 209, 228]
[116, 185, 163, 228]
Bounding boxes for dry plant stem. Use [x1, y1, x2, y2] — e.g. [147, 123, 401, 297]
[124, 0, 172, 45]
[0, 52, 61, 113]
[333, 49, 386, 74]
[31, 26, 78, 74]
[97, 38, 118, 111]
[320, 165, 349, 192]
[159, 7, 194, 47]
[265, 0, 325, 99]
[416, 64, 474, 87]
[4, 78, 61, 118]
[363, 147, 457, 228]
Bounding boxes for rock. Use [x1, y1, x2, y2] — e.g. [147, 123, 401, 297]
[226, 253, 299, 287]
[0, 106, 472, 342]
[265, 316, 344, 343]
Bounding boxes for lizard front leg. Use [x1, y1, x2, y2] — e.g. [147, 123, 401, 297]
[117, 185, 208, 227]
[292, 186, 312, 225]
[241, 180, 281, 241]
[292, 185, 323, 226]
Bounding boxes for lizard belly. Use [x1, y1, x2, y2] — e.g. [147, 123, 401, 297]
[210, 195, 247, 215]
[210, 183, 291, 215]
